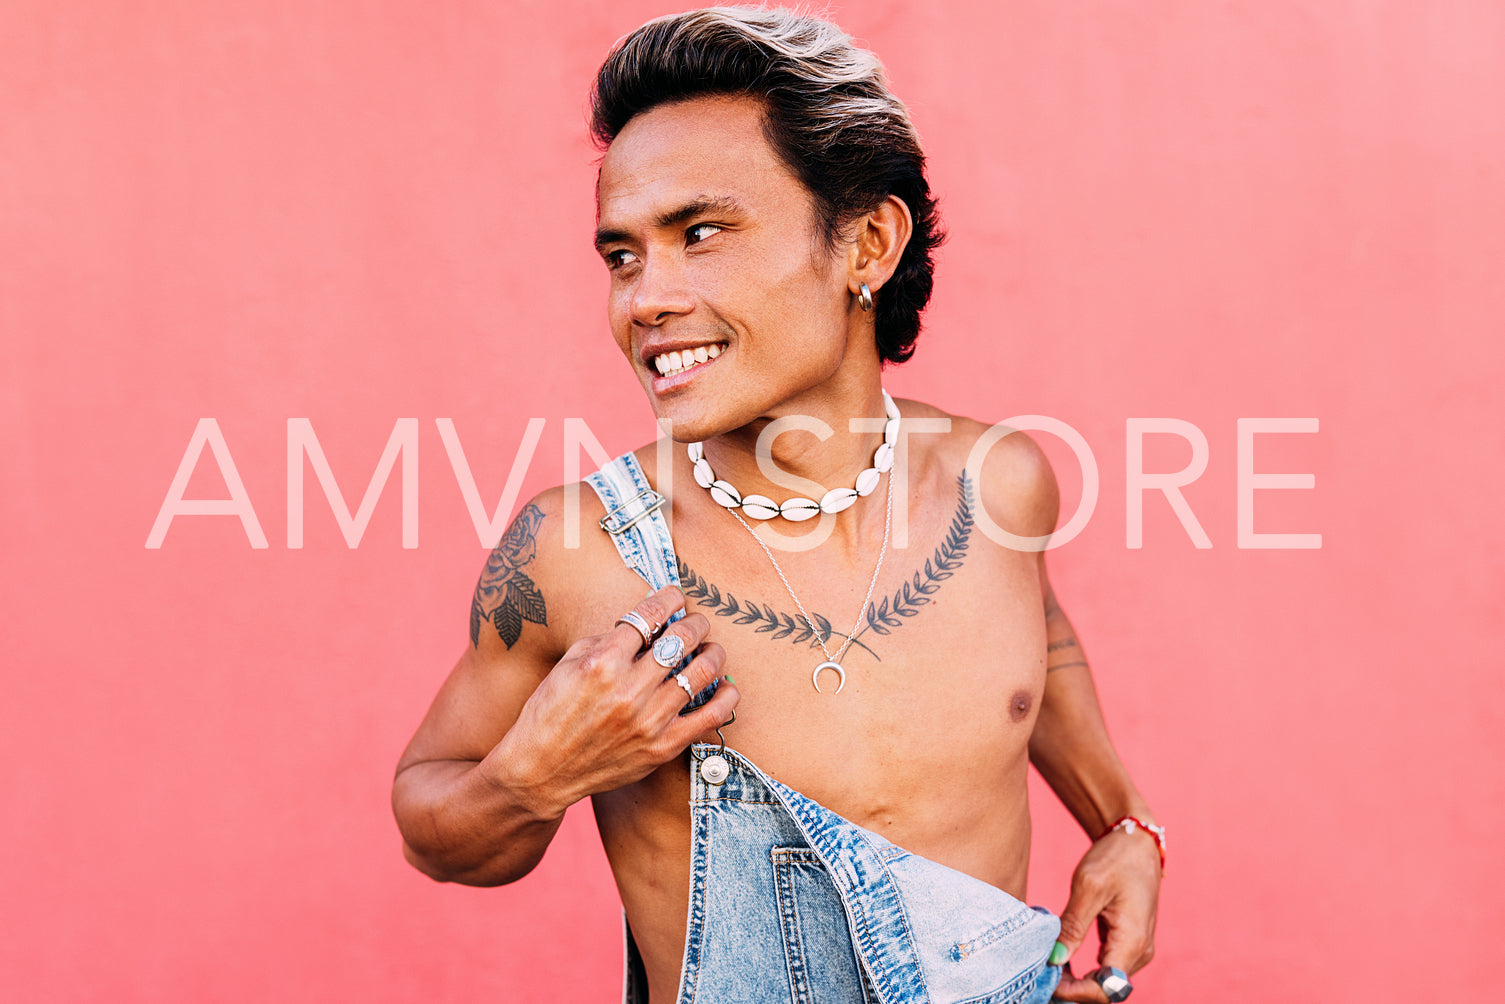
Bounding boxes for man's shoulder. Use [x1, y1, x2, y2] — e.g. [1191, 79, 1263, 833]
[896, 397, 1060, 541]
[505, 442, 662, 582]
[471, 445, 661, 657]
[514, 438, 666, 542]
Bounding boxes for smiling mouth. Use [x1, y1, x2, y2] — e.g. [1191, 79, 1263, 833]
[651, 342, 726, 378]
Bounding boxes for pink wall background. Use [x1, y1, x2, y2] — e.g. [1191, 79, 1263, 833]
[5, 1, 1502, 1000]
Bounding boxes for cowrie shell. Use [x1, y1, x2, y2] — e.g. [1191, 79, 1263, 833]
[820, 488, 859, 513]
[779, 498, 820, 521]
[740, 495, 780, 520]
[709, 481, 742, 508]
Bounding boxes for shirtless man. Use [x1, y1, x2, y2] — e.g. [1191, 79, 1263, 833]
[393, 9, 1161, 1003]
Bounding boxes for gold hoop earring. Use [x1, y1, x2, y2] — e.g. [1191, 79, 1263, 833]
[857, 282, 873, 312]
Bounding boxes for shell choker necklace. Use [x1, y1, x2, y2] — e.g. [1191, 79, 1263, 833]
[685, 390, 900, 521]
[686, 390, 898, 695]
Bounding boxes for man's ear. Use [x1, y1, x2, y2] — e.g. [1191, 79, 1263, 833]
[846, 194, 914, 298]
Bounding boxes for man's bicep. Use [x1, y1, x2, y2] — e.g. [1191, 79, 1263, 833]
[1039, 555, 1089, 674]
[396, 643, 555, 773]
[467, 499, 557, 651]
[399, 488, 576, 773]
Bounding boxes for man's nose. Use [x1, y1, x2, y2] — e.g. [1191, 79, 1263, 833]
[630, 255, 694, 327]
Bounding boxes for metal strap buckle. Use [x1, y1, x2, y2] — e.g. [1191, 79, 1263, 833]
[599, 488, 665, 535]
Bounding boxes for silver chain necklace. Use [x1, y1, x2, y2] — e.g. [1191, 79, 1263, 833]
[725, 432, 895, 695]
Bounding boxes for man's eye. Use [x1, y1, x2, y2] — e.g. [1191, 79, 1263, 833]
[686, 223, 722, 245]
[604, 249, 637, 269]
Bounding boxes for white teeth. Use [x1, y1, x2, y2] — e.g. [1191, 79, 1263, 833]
[650, 343, 727, 377]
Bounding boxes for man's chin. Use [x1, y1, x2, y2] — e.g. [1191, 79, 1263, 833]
[652, 413, 725, 445]
[643, 400, 737, 445]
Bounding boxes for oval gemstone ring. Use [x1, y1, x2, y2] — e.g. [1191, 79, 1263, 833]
[652, 632, 687, 669]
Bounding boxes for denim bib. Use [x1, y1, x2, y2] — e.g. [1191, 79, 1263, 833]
[586, 452, 1062, 1004]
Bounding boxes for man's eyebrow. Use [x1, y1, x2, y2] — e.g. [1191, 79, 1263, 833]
[593, 226, 630, 254]
[594, 195, 748, 253]
[654, 195, 746, 230]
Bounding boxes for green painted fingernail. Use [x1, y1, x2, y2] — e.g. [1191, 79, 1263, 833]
[1048, 941, 1069, 966]
[723, 675, 735, 683]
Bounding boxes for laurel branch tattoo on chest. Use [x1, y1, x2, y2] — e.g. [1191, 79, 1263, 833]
[678, 472, 976, 662]
[471, 503, 548, 649]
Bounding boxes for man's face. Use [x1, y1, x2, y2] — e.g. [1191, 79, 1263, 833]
[595, 94, 855, 442]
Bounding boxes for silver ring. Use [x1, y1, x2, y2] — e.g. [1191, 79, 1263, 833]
[673, 672, 695, 699]
[652, 632, 686, 669]
[615, 610, 656, 650]
[1088, 966, 1132, 1003]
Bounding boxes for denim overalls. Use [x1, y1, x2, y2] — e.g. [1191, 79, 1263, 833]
[587, 452, 1062, 1004]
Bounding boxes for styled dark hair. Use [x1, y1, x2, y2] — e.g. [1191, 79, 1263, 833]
[589, 7, 945, 365]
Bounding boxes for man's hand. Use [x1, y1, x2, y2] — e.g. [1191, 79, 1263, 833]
[489, 585, 740, 818]
[1049, 826, 1161, 1002]
[394, 584, 740, 885]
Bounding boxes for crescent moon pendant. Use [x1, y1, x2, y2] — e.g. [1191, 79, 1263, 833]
[813, 661, 846, 695]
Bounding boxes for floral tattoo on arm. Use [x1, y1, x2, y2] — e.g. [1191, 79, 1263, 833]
[470, 503, 548, 649]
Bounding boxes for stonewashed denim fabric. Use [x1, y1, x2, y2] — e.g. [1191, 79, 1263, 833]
[585, 450, 719, 712]
[588, 453, 1062, 1004]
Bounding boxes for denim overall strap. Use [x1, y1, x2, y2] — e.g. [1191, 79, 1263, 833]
[583, 450, 681, 591]
[584, 451, 719, 715]
[590, 451, 722, 1004]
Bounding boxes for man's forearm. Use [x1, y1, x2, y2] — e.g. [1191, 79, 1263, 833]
[1029, 663, 1154, 836]
[1030, 586, 1155, 836]
[392, 748, 570, 887]
[1031, 579, 1163, 989]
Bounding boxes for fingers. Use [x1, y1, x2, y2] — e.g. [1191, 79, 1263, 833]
[1099, 911, 1155, 976]
[1079, 839, 1158, 978]
[1049, 966, 1109, 1003]
[1048, 832, 1160, 1004]
[668, 671, 740, 742]
[639, 611, 712, 669]
[651, 637, 725, 711]
[1054, 875, 1104, 966]
[611, 586, 686, 652]
[1049, 871, 1112, 1002]
[644, 655, 737, 769]
[597, 586, 742, 765]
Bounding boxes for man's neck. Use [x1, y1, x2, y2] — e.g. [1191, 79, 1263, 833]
[695, 382, 891, 507]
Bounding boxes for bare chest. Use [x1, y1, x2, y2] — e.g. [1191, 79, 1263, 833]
[681, 531, 1045, 804]
[584, 503, 1047, 993]
[575, 461, 1049, 818]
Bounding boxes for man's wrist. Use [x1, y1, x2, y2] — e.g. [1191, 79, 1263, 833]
[478, 736, 572, 824]
[1074, 786, 1156, 840]
[1099, 814, 1167, 872]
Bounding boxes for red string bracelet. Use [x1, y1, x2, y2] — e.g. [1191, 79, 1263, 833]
[1102, 815, 1166, 872]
